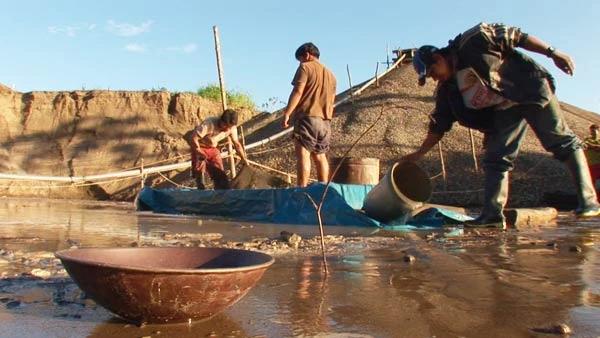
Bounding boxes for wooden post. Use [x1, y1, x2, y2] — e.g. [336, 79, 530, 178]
[240, 126, 246, 149]
[437, 142, 447, 190]
[468, 128, 479, 172]
[140, 158, 145, 188]
[213, 25, 236, 178]
[375, 62, 380, 87]
[239, 126, 246, 169]
[346, 64, 353, 99]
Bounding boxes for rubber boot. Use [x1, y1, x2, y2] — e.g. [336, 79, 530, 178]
[195, 173, 206, 190]
[464, 170, 508, 229]
[565, 148, 600, 217]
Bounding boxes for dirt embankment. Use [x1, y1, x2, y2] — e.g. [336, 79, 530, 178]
[0, 84, 257, 200]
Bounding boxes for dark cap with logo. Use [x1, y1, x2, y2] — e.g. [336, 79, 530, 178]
[413, 45, 439, 86]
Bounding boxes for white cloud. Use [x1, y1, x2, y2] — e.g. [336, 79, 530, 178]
[124, 43, 146, 52]
[48, 23, 96, 37]
[182, 43, 198, 53]
[106, 20, 153, 37]
[166, 43, 198, 54]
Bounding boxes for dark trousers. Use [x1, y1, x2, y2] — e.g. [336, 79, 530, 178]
[479, 95, 584, 216]
[483, 95, 581, 172]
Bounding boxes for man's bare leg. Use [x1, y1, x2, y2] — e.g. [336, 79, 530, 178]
[295, 140, 311, 187]
[312, 152, 329, 183]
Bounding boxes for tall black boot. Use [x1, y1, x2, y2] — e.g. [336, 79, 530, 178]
[565, 148, 600, 217]
[464, 170, 508, 229]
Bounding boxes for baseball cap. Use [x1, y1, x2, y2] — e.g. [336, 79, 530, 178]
[413, 45, 439, 86]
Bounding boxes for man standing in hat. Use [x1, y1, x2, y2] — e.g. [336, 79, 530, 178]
[402, 22, 600, 228]
[281, 42, 337, 187]
[187, 109, 249, 190]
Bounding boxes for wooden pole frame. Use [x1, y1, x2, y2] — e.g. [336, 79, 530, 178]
[437, 142, 447, 190]
[468, 128, 479, 172]
[213, 25, 236, 178]
[346, 64, 354, 102]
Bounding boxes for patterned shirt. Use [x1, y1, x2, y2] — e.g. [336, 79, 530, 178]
[429, 22, 556, 136]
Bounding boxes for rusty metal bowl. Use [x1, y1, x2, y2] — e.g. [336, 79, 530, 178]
[55, 247, 274, 324]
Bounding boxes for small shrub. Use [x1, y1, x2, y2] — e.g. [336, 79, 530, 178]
[197, 84, 256, 109]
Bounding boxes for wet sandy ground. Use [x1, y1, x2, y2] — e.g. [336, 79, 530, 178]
[0, 197, 599, 338]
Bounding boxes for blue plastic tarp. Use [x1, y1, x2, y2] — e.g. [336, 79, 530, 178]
[137, 183, 378, 227]
[137, 182, 471, 229]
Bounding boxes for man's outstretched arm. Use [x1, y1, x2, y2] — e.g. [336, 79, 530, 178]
[522, 34, 575, 76]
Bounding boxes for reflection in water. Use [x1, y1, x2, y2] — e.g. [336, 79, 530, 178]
[88, 312, 248, 338]
[579, 231, 600, 306]
[293, 257, 330, 335]
[0, 198, 599, 337]
[0, 199, 140, 250]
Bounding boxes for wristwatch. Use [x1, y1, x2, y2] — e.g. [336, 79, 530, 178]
[546, 46, 556, 58]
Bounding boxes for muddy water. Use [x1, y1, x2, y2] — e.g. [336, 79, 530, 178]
[0, 197, 599, 338]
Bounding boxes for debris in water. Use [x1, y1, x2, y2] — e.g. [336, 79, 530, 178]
[30, 268, 51, 279]
[403, 254, 416, 263]
[280, 231, 302, 249]
[553, 323, 572, 335]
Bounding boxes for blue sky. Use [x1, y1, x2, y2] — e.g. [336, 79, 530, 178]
[1, 0, 599, 113]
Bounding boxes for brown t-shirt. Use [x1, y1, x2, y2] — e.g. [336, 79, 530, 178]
[291, 60, 336, 120]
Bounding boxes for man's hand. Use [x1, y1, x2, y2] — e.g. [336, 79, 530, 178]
[281, 115, 290, 129]
[552, 50, 575, 76]
[282, 81, 304, 129]
[195, 149, 206, 161]
[522, 35, 575, 76]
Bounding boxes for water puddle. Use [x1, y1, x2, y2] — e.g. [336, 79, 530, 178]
[0, 197, 599, 337]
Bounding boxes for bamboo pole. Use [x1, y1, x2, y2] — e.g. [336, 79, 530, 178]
[468, 128, 479, 172]
[213, 25, 236, 178]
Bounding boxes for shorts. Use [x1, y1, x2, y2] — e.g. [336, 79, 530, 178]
[191, 146, 224, 176]
[293, 116, 331, 154]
